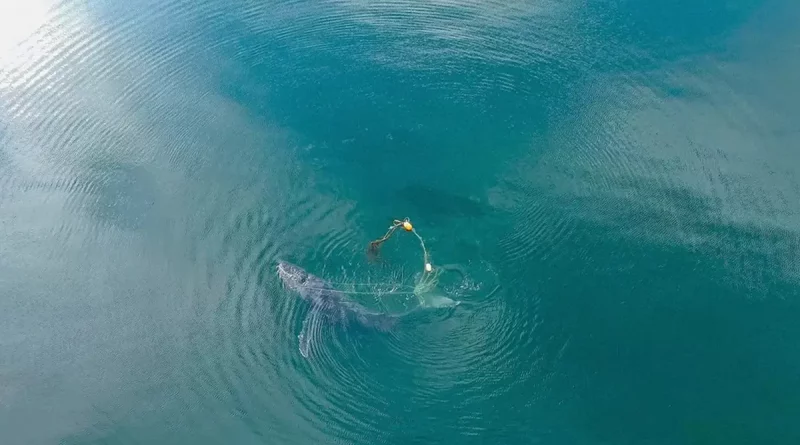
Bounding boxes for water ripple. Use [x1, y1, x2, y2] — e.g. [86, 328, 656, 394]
[190, 175, 523, 442]
[6, 0, 794, 443]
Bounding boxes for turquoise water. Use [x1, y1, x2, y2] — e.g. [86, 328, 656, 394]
[1, 0, 799, 443]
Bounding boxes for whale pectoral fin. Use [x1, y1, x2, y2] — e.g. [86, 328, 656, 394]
[298, 306, 322, 359]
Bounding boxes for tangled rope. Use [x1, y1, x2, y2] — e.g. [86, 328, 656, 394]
[368, 218, 433, 275]
[367, 218, 462, 307]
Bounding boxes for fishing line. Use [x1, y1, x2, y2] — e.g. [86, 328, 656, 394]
[321, 281, 416, 289]
[284, 218, 449, 304]
[368, 217, 433, 275]
[368, 217, 443, 304]
[290, 286, 418, 296]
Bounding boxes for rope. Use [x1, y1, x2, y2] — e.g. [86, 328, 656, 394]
[293, 286, 418, 296]
[368, 217, 433, 276]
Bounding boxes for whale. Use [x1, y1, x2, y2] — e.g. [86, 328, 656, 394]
[276, 260, 397, 357]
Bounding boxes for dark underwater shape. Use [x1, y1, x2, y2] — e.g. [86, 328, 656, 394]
[276, 260, 396, 357]
[395, 184, 489, 218]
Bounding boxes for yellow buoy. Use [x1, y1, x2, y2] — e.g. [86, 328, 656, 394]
[402, 221, 413, 231]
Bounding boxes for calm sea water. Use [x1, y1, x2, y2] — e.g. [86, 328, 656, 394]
[1, 0, 799, 444]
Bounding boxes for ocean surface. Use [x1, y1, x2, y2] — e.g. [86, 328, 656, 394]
[1, 0, 799, 444]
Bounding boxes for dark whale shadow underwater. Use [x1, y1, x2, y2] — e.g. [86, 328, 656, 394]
[394, 184, 489, 219]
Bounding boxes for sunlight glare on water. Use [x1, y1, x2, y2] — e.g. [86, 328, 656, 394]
[0, 2, 52, 69]
[0, 2, 49, 49]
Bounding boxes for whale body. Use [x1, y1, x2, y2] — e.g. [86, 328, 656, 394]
[276, 260, 396, 357]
